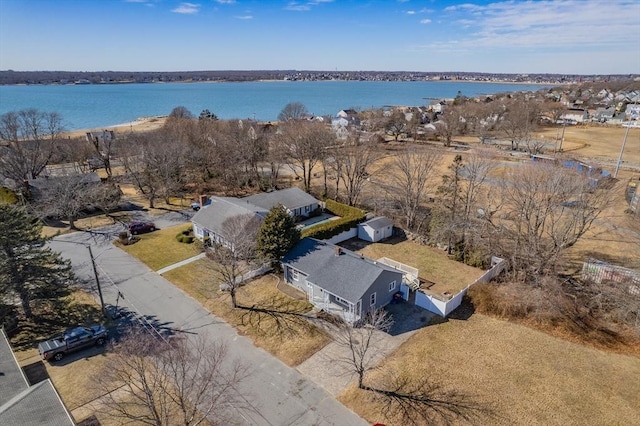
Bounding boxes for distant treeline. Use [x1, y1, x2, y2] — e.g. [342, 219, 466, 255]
[0, 69, 637, 85]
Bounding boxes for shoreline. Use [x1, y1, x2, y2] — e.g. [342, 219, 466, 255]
[62, 116, 168, 138]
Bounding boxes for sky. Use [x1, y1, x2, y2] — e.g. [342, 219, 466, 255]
[0, 0, 639, 74]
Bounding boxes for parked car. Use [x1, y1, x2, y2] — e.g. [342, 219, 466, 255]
[128, 221, 156, 234]
[38, 325, 108, 362]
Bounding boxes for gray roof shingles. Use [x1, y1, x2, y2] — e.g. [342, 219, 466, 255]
[192, 196, 268, 235]
[242, 187, 319, 211]
[282, 238, 401, 303]
[0, 329, 74, 425]
[361, 216, 393, 230]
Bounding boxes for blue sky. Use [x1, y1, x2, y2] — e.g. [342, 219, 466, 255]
[0, 0, 638, 74]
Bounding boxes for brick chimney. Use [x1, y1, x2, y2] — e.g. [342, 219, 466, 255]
[199, 195, 209, 207]
[335, 246, 342, 256]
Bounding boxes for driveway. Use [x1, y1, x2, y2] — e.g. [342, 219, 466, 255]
[297, 301, 435, 396]
[50, 216, 366, 426]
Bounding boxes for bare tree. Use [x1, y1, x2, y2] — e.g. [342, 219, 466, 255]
[206, 214, 261, 308]
[499, 98, 540, 152]
[333, 309, 485, 425]
[85, 130, 117, 179]
[385, 109, 408, 142]
[0, 109, 64, 182]
[33, 174, 120, 230]
[434, 105, 463, 147]
[387, 148, 441, 230]
[328, 135, 380, 206]
[491, 163, 610, 280]
[276, 120, 335, 192]
[94, 328, 249, 426]
[334, 308, 394, 390]
[121, 129, 189, 208]
[278, 102, 309, 121]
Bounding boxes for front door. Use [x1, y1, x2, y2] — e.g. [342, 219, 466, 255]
[307, 282, 313, 301]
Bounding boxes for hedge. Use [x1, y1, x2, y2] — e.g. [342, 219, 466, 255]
[301, 199, 366, 240]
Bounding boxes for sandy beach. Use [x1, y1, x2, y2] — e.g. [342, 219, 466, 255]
[62, 115, 168, 138]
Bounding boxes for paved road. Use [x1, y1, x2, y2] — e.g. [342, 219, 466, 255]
[50, 220, 367, 426]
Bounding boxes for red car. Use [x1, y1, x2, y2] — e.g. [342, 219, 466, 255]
[128, 221, 156, 235]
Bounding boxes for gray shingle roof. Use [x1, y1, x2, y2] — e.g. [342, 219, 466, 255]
[282, 238, 401, 303]
[361, 216, 393, 230]
[242, 187, 319, 212]
[0, 329, 74, 425]
[192, 196, 268, 235]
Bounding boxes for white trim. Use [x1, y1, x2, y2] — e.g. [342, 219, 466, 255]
[389, 280, 396, 292]
[370, 292, 377, 306]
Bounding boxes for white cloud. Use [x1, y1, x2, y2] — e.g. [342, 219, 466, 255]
[235, 15, 253, 20]
[172, 2, 200, 14]
[285, 0, 333, 11]
[407, 10, 416, 15]
[216, 0, 236, 3]
[442, 0, 640, 50]
[420, 19, 431, 24]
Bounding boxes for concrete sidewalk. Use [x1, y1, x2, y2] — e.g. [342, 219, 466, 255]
[156, 253, 206, 275]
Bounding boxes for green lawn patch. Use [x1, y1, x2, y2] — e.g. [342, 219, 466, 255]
[118, 224, 202, 271]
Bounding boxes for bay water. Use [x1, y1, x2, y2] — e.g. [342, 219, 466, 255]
[0, 80, 548, 131]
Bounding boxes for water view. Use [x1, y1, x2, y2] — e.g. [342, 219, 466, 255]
[0, 80, 549, 131]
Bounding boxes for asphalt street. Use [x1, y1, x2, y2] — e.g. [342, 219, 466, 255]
[49, 216, 367, 426]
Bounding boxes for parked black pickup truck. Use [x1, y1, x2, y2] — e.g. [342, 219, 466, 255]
[38, 325, 108, 362]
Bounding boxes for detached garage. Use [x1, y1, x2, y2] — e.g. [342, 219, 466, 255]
[358, 216, 393, 242]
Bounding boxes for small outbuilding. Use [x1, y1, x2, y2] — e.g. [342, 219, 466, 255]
[358, 216, 393, 242]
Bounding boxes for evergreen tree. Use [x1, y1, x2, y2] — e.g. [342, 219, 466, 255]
[0, 205, 74, 319]
[256, 205, 301, 266]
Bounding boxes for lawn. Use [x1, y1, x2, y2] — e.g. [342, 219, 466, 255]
[354, 238, 484, 294]
[163, 260, 331, 366]
[118, 223, 202, 271]
[339, 311, 640, 426]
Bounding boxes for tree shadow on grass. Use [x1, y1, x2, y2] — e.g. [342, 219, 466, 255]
[10, 298, 106, 351]
[237, 294, 319, 337]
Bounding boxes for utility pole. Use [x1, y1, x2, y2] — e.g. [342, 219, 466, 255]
[87, 245, 107, 318]
[558, 119, 567, 152]
[614, 123, 631, 178]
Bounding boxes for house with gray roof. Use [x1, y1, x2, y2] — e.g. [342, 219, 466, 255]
[242, 187, 320, 218]
[0, 329, 75, 425]
[192, 196, 268, 245]
[281, 238, 404, 323]
[192, 188, 320, 245]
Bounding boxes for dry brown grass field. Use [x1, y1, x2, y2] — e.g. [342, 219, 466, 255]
[339, 312, 640, 426]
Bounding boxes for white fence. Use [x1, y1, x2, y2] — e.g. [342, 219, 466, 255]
[323, 227, 358, 245]
[582, 259, 640, 285]
[412, 256, 507, 317]
[220, 262, 272, 290]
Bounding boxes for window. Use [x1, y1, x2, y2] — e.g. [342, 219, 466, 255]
[334, 295, 349, 306]
[370, 292, 377, 306]
[389, 281, 396, 292]
[291, 269, 299, 281]
[305, 205, 310, 212]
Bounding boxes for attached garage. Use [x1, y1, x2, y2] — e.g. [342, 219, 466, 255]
[358, 216, 393, 242]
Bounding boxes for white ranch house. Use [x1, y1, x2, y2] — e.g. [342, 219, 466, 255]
[192, 187, 320, 245]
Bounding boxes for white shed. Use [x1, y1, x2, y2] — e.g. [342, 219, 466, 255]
[358, 216, 393, 242]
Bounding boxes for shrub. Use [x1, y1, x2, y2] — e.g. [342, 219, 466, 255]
[0, 187, 18, 204]
[302, 199, 366, 239]
[176, 227, 195, 244]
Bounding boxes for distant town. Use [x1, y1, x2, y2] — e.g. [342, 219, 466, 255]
[1, 70, 638, 86]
